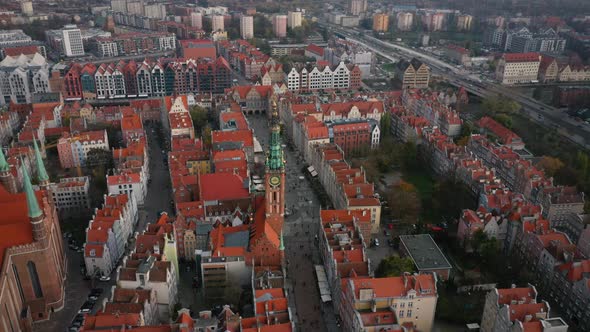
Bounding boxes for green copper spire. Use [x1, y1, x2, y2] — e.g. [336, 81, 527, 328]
[279, 230, 285, 251]
[32, 135, 49, 183]
[0, 147, 8, 172]
[266, 100, 284, 170]
[22, 162, 43, 218]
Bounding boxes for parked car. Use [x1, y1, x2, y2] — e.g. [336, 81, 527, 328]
[373, 239, 380, 247]
[99, 276, 111, 282]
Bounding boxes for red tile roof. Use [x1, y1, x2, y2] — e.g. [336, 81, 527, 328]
[199, 173, 249, 201]
[477, 117, 522, 146]
[0, 186, 39, 267]
[497, 287, 537, 305]
[503, 52, 541, 63]
[211, 129, 254, 148]
[121, 113, 143, 131]
[84, 244, 105, 258]
[107, 173, 141, 186]
[305, 43, 325, 56]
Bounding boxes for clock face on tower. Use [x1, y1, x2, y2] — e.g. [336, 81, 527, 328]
[269, 175, 281, 187]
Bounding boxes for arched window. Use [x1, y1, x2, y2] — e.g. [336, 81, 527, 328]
[27, 261, 43, 299]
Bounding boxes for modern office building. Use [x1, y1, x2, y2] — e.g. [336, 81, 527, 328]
[62, 25, 85, 57]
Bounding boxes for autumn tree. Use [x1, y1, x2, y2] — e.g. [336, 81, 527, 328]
[375, 256, 416, 277]
[387, 180, 421, 224]
[537, 156, 565, 177]
[189, 105, 209, 134]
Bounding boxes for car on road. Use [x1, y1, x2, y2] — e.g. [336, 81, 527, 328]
[99, 276, 111, 282]
[78, 305, 92, 314]
[373, 239, 380, 247]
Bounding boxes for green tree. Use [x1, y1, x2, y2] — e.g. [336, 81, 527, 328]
[189, 105, 209, 133]
[482, 96, 521, 115]
[375, 256, 416, 277]
[387, 181, 421, 224]
[494, 113, 513, 129]
[380, 112, 392, 137]
[202, 125, 212, 147]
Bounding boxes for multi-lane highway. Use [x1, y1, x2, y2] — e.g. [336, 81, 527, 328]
[319, 22, 590, 149]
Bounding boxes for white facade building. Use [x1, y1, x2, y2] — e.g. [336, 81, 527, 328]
[287, 61, 352, 91]
[0, 53, 50, 105]
[212, 15, 225, 32]
[240, 15, 254, 40]
[397, 12, 414, 31]
[496, 53, 541, 85]
[288, 11, 302, 29]
[107, 172, 147, 205]
[190, 12, 203, 29]
[49, 176, 91, 212]
[62, 25, 85, 57]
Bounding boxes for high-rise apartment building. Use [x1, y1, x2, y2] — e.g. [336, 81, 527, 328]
[396, 12, 414, 31]
[287, 11, 302, 29]
[190, 12, 203, 29]
[272, 15, 287, 38]
[456, 14, 473, 31]
[349, 0, 367, 16]
[240, 15, 254, 39]
[373, 14, 389, 32]
[62, 25, 84, 57]
[212, 15, 225, 32]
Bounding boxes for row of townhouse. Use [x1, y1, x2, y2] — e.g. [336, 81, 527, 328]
[0, 53, 51, 105]
[61, 57, 231, 101]
[390, 88, 590, 330]
[480, 285, 569, 332]
[82, 214, 178, 326]
[162, 97, 254, 261]
[91, 32, 176, 58]
[83, 192, 139, 277]
[286, 61, 362, 92]
[107, 110, 149, 205]
[309, 144, 382, 234]
[318, 208, 438, 332]
[217, 39, 286, 83]
[400, 88, 463, 137]
[282, 98, 384, 160]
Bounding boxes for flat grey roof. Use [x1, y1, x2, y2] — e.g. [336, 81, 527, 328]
[399, 234, 452, 271]
[223, 230, 250, 248]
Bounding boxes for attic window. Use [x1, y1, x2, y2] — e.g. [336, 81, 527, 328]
[90, 249, 96, 257]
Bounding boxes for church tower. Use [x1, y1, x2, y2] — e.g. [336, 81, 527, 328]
[264, 100, 286, 235]
[0, 147, 17, 193]
[33, 135, 50, 189]
[22, 163, 47, 244]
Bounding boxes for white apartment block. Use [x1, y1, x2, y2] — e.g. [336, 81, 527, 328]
[190, 12, 203, 29]
[496, 53, 541, 85]
[212, 15, 225, 32]
[288, 11, 302, 29]
[116, 255, 178, 322]
[107, 172, 146, 205]
[287, 61, 351, 91]
[62, 25, 85, 57]
[0, 29, 33, 46]
[49, 176, 91, 211]
[240, 16, 254, 40]
[62, 130, 110, 168]
[84, 243, 113, 278]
